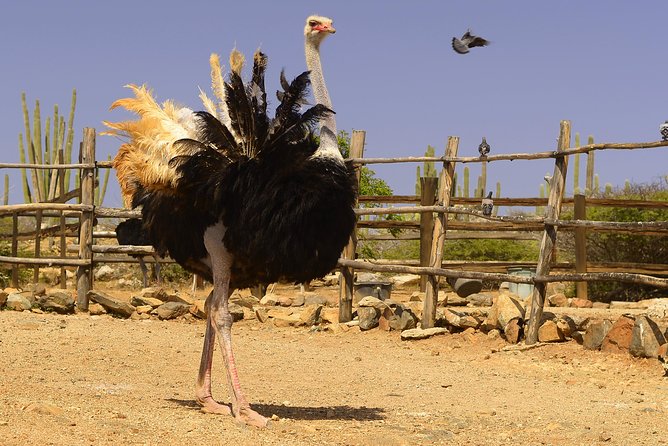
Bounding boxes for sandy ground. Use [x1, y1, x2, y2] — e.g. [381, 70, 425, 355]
[1, 284, 668, 446]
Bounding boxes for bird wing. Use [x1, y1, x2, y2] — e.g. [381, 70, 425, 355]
[451, 37, 469, 54]
[467, 35, 490, 48]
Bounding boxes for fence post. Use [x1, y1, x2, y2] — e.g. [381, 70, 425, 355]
[422, 136, 459, 329]
[339, 130, 365, 323]
[58, 149, 67, 288]
[574, 193, 588, 299]
[33, 210, 42, 283]
[11, 212, 19, 287]
[525, 120, 571, 344]
[419, 177, 438, 292]
[76, 128, 96, 310]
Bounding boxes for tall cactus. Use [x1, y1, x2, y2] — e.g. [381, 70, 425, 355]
[463, 166, 470, 198]
[594, 173, 600, 195]
[585, 135, 595, 196]
[493, 181, 501, 216]
[573, 132, 581, 195]
[19, 90, 77, 203]
[2, 175, 8, 205]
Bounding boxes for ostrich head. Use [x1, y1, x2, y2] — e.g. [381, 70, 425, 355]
[304, 15, 336, 45]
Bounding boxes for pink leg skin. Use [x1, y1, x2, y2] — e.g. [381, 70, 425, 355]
[203, 223, 270, 428]
[195, 309, 231, 415]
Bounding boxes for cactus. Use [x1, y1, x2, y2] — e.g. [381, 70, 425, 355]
[605, 183, 613, 196]
[463, 166, 470, 198]
[538, 183, 545, 215]
[19, 90, 77, 203]
[585, 135, 595, 196]
[573, 133, 581, 195]
[415, 165, 421, 195]
[594, 174, 600, 195]
[95, 156, 111, 206]
[493, 181, 501, 216]
[451, 172, 457, 198]
[2, 175, 8, 205]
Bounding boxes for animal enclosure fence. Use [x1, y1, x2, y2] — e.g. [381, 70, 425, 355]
[0, 122, 667, 344]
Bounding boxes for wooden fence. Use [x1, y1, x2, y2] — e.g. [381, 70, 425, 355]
[1, 122, 667, 345]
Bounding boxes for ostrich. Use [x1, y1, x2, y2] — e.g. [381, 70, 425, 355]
[104, 16, 355, 427]
[115, 218, 162, 288]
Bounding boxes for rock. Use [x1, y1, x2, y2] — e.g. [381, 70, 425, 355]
[260, 293, 279, 306]
[504, 318, 523, 343]
[396, 309, 417, 331]
[5, 293, 32, 311]
[538, 320, 565, 342]
[140, 287, 168, 301]
[94, 265, 115, 281]
[442, 309, 462, 328]
[277, 296, 293, 307]
[629, 316, 667, 358]
[548, 293, 569, 307]
[190, 300, 207, 319]
[440, 292, 468, 307]
[0, 290, 7, 307]
[303, 293, 329, 307]
[546, 282, 566, 296]
[88, 303, 107, 315]
[583, 320, 613, 350]
[135, 305, 153, 314]
[466, 293, 493, 307]
[322, 274, 339, 286]
[24, 402, 64, 417]
[291, 294, 305, 307]
[391, 274, 420, 288]
[37, 291, 75, 314]
[658, 344, 668, 376]
[592, 302, 610, 309]
[230, 292, 261, 309]
[647, 300, 668, 319]
[569, 298, 593, 309]
[320, 308, 339, 324]
[228, 303, 244, 322]
[88, 290, 135, 317]
[255, 307, 269, 323]
[272, 314, 301, 327]
[409, 292, 424, 302]
[163, 292, 194, 305]
[358, 307, 380, 331]
[483, 293, 525, 331]
[358, 296, 387, 310]
[27, 283, 47, 297]
[487, 329, 501, 340]
[400, 327, 449, 340]
[609, 301, 647, 310]
[601, 315, 635, 354]
[378, 307, 394, 331]
[299, 304, 323, 326]
[403, 301, 423, 321]
[356, 272, 383, 283]
[556, 317, 578, 339]
[130, 296, 164, 308]
[155, 302, 190, 320]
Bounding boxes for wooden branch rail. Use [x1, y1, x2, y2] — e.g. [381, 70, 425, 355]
[0, 162, 96, 169]
[0, 203, 92, 216]
[360, 195, 668, 209]
[0, 255, 88, 267]
[350, 140, 668, 165]
[338, 259, 668, 288]
[94, 207, 141, 219]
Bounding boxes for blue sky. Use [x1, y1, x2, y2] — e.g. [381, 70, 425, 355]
[1, 1, 666, 207]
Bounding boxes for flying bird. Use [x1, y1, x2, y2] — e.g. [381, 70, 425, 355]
[478, 137, 490, 157]
[452, 29, 490, 54]
[104, 15, 355, 428]
[115, 218, 163, 288]
[481, 191, 494, 216]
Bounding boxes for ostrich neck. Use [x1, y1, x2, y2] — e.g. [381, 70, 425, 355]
[305, 38, 341, 159]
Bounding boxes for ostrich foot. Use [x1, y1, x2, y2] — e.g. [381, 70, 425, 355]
[197, 396, 231, 415]
[234, 406, 270, 428]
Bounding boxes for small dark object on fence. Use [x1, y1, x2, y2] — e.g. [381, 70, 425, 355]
[481, 191, 494, 216]
[478, 137, 490, 157]
[660, 121, 668, 141]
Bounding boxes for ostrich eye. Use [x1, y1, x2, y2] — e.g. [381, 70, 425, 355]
[309, 20, 319, 27]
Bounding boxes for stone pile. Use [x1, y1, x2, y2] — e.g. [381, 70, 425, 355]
[0, 285, 76, 314]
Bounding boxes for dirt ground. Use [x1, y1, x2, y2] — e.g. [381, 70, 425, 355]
[1, 283, 668, 446]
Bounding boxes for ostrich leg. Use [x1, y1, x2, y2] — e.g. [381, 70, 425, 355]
[195, 290, 231, 415]
[204, 222, 269, 427]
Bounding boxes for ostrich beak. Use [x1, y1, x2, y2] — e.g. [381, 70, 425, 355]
[316, 24, 336, 34]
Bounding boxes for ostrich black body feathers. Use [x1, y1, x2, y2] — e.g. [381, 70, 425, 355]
[131, 57, 357, 288]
